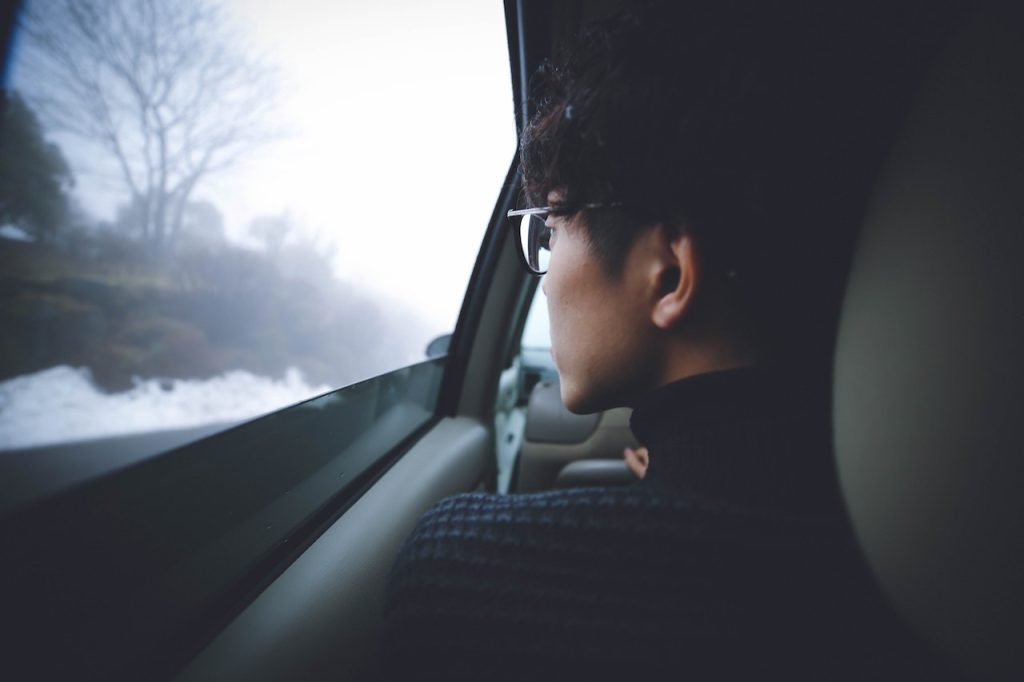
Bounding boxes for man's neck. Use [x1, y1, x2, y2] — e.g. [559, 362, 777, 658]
[655, 336, 761, 389]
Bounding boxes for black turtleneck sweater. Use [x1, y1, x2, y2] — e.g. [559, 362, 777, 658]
[380, 368, 949, 681]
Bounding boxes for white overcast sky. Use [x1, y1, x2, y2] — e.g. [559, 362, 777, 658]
[216, 0, 518, 333]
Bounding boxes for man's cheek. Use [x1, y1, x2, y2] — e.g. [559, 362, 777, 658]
[547, 318, 563, 370]
[545, 294, 560, 344]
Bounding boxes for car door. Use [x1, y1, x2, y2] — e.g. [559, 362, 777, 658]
[0, 1, 531, 680]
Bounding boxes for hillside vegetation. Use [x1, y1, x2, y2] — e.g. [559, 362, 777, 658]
[0, 235, 426, 392]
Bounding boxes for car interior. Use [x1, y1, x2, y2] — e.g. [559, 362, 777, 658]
[1, 1, 1022, 680]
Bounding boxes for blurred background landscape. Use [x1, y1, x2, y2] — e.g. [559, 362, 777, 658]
[0, 86, 427, 447]
[0, 0, 515, 448]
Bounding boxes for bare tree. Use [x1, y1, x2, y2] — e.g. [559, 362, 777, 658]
[19, 0, 276, 250]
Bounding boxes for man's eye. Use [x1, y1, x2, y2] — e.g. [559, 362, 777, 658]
[539, 226, 555, 250]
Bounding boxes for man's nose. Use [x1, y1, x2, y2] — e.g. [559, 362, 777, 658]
[540, 274, 548, 296]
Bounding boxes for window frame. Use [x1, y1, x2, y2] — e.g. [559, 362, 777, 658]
[0, 0, 535, 678]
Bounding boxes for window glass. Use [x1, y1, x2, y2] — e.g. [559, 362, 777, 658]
[0, 0, 515, 452]
[494, 283, 555, 492]
[520, 282, 557, 390]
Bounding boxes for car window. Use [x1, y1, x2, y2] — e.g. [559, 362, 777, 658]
[520, 281, 557, 391]
[494, 283, 555, 492]
[0, 0, 515, 454]
[0, 3, 515, 677]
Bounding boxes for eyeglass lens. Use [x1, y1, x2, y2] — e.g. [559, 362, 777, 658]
[518, 214, 551, 274]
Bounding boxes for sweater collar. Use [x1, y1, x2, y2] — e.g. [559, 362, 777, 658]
[629, 367, 846, 515]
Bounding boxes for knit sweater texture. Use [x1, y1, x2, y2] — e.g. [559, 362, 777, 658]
[380, 368, 947, 681]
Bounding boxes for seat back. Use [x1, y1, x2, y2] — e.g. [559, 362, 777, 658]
[833, 7, 1024, 679]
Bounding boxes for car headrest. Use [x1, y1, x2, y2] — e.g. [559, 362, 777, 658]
[833, 7, 1024, 680]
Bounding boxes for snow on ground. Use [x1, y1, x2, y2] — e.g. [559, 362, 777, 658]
[0, 365, 331, 449]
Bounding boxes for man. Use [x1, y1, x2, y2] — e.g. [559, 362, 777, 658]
[381, 3, 962, 679]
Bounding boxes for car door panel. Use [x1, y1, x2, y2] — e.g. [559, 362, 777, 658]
[177, 417, 490, 682]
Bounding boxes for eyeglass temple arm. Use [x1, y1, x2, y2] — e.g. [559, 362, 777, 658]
[507, 202, 618, 219]
[506, 207, 551, 218]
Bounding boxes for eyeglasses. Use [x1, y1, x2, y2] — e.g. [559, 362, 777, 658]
[506, 203, 619, 275]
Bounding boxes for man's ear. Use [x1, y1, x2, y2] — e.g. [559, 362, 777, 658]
[650, 227, 699, 330]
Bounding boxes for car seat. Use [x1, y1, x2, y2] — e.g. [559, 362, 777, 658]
[833, 6, 1024, 680]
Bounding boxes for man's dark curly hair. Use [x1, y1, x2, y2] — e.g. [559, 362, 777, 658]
[519, 0, 943, 363]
